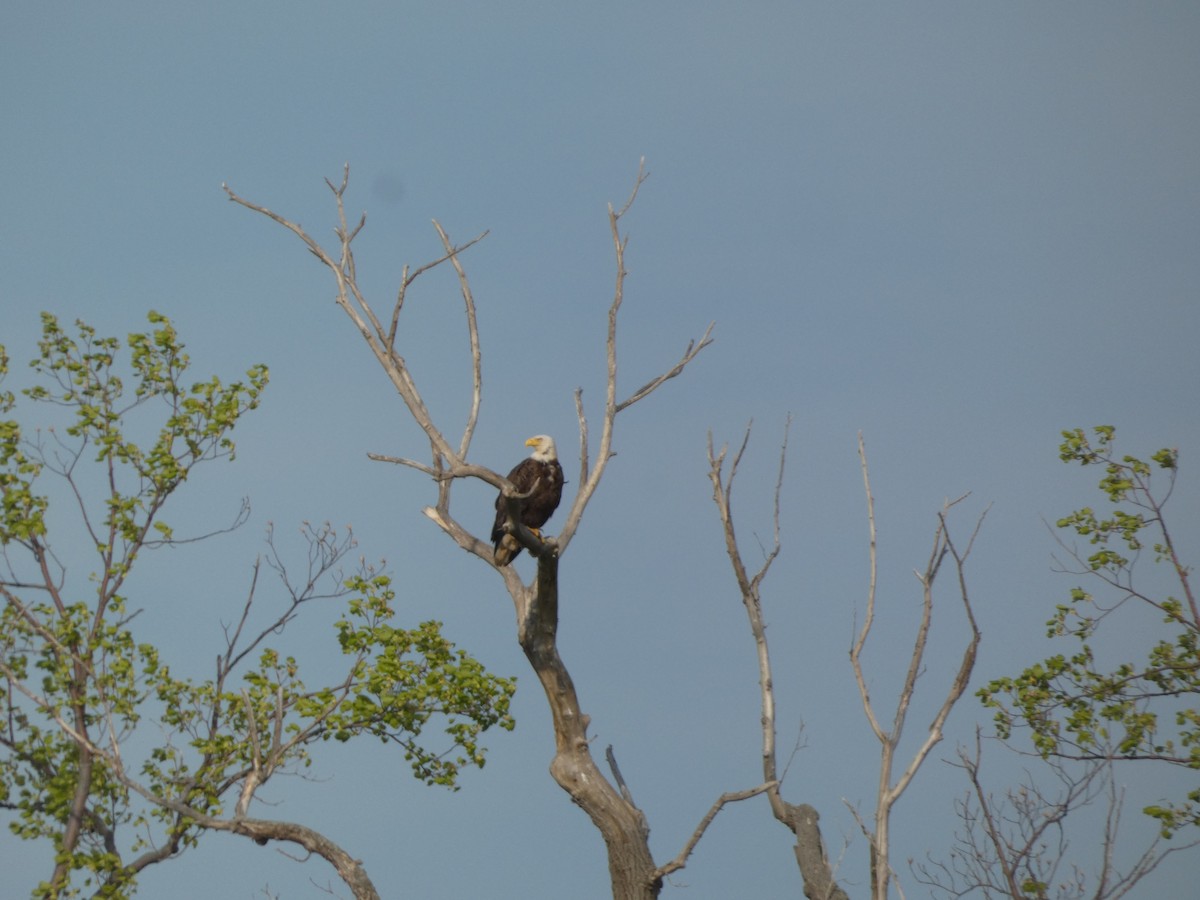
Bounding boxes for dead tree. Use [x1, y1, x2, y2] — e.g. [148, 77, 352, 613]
[706, 419, 851, 900]
[225, 164, 802, 899]
[851, 434, 984, 900]
[707, 424, 985, 900]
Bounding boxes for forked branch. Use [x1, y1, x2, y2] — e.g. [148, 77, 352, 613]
[852, 432, 985, 900]
[708, 418, 850, 900]
[913, 729, 1198, 900]
[560, 159, 713, 553]
[224, 170, 473, 470]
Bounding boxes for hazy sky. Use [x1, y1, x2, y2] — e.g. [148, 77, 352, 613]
[3, 3, 1198, 898]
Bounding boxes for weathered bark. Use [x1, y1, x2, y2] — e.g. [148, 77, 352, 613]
[788, 804, 851, 900]
[518, 550, 660, 899]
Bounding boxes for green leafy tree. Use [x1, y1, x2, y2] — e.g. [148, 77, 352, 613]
[0, 314, 515, 899]
[981, 426, 1198, 837]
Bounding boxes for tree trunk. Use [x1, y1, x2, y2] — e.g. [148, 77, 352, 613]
[518, 552, 660, 899]
[778, 802, 850, 900]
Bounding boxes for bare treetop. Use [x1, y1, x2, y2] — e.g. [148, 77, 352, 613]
[224, 162, 713, 583]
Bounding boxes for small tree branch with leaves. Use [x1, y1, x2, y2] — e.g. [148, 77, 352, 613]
[0, 315, 514, 900]
[980, 426, 1199, 838]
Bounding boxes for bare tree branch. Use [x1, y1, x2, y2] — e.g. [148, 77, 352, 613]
[914, 730, 1199, 900]
[655, 781, 778, 882]
[390, 228, 490, 352]
[431, 219, 484, 466]
[707, 417, 851, 900]
[851, 433, 984, 900]
[616, 323, 715, 414]
[227, 162, 711, 584]
[122, 760, 382, 900]
[224, 174, 459, 467]
[558, 159, 713, 556]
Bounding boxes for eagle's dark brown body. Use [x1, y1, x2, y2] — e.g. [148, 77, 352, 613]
[491, 435, 564, 566]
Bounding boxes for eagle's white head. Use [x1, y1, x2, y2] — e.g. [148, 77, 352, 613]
[525, 434, 557, 462]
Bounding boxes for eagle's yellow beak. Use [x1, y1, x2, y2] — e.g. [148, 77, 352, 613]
[525, 436, 540, 447]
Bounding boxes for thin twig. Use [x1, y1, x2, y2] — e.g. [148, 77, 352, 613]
[654, 781, 777, 881]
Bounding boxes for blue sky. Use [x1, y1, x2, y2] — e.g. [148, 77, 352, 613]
[2, 2, 1199, 897]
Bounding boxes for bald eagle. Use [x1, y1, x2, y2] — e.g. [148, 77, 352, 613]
[491, 434, 564, 566]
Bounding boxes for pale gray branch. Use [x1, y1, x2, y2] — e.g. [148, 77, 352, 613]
[851, 434, 985, 900]
[654, 781, 777, 881]
[707, 419, 849, 900]
[431, 219, 484, 465]
[390, 228, 489, 350]
[225, 171, 459, 466]
[557, 164, 711, 556]
[616, 322, 715, 413]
